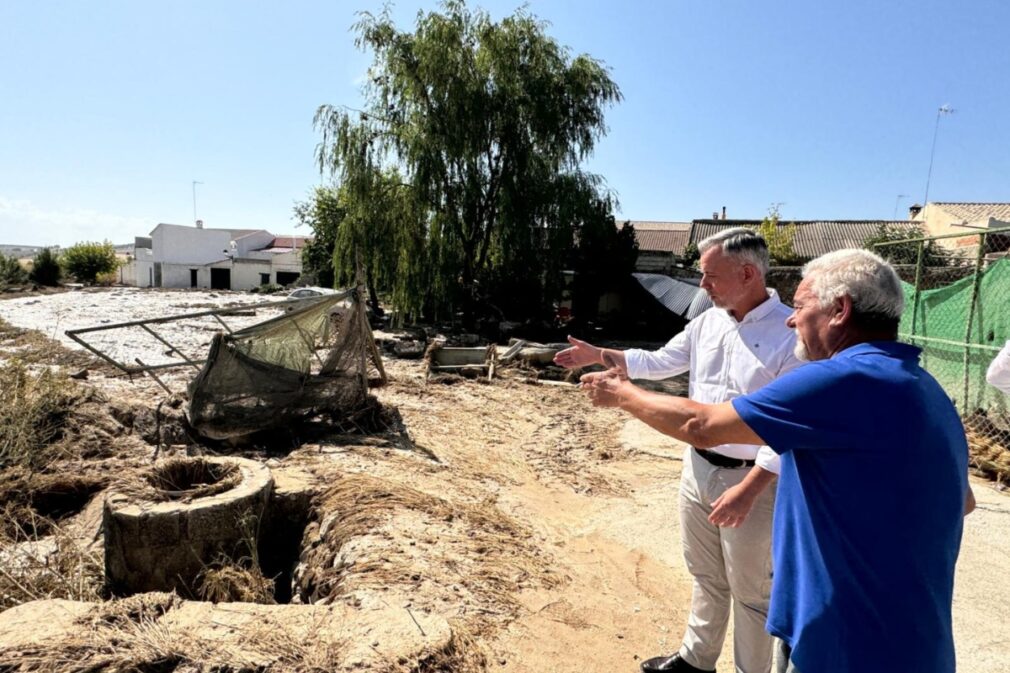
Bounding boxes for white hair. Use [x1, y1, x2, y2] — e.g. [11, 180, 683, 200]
[698, 227, 770, 276]
[802, 249, 904, 323]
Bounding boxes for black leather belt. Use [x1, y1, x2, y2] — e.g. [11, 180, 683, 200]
[693, 447, 756, 469]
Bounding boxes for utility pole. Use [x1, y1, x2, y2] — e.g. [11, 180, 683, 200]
[923, 105, 954, 206]
[192, 180, 204, 225]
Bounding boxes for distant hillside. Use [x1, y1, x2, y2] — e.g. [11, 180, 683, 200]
[1, 243, 133, 259]
[0, 244, 58, 259]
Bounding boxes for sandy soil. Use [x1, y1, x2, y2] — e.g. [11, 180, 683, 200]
[0, 287, 1007, 672]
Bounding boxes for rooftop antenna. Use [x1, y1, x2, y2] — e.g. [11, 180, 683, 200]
[892, 194, 908, 220]
[192, 180, 204, 225]
[923, 105, 954, 206]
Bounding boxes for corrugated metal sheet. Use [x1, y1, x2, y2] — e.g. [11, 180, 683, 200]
[690, 220, 925, 260]
[633, 273, 713, 319]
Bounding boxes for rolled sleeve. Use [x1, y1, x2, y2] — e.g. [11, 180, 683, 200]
[987, 340, 1010, 394]
[755, 446, 781, 474]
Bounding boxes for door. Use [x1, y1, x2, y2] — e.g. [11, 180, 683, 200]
[190, 269, 198, 288]
[210, 268, 231, 290]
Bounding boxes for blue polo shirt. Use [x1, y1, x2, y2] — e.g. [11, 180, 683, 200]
[732, 342, 967, 673]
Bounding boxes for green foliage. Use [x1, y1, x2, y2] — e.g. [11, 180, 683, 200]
[0, 255, 28, 287]
[754, 209, 802, 266]
[29, 248, 61, 286]
[863, 225, 951, 266]
[61, 241, 118, 285]
[680, 242, 700, 268]
[295, 187, 346, 289]
[314, 0, 622, 324]
[570, 213, 638, 321]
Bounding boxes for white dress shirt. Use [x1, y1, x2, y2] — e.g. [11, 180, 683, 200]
[987, 340, 1010, 394]
[624, 290, 803, 473]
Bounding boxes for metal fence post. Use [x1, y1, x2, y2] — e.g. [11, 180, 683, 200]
[961, 232, 988, 414]
[911, 240, 924, 339]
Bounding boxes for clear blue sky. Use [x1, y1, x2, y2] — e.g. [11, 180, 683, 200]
[2, 0, 1008, 247]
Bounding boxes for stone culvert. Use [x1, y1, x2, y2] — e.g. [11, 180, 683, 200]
[104, 456, 273, 597]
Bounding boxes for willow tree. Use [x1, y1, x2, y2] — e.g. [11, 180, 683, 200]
[296, 172, 421, 316]
[315, 0, 621, 323]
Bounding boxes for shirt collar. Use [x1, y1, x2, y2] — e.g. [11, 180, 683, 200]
[834, 340, 922, 361]
[720, 289, 784, 325]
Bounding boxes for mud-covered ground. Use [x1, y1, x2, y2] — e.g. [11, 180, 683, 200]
[0, 287, 1007, 672]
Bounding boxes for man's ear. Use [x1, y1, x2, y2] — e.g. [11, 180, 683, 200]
[829, 295, 853, 327]
[741, 263, 757, 284]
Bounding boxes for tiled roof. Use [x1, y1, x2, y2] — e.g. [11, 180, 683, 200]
[622, 220, 692, 254]
[690, 220, 925, 260]
[933, 202, 1010, 223]
[269, 236, 310, 249]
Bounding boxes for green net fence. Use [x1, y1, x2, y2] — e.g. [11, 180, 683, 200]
[875, 229, 1010, 483]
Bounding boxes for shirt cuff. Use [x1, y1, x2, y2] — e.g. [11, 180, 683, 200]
[623, 349, 646, 380]
[755, 446, 780, 474]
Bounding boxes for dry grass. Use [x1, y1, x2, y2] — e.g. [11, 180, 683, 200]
[0, 358, 136, 476]
[297, 473, 558, 647]
[196, 558, 276, 605]
[387, 624, 488, 673]
[0, 511, 104, 611]
[0, 361, 79, 470]
[965, 412, 1010, 484]
[0, 468, 107, 538]
[0, 593, 352, 673]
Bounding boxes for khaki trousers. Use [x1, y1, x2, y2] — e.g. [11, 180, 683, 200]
[677, 447, 776, 673]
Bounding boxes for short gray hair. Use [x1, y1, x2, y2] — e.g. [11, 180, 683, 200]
[698, 227, 770, 276]
[802, 249, 904, 326]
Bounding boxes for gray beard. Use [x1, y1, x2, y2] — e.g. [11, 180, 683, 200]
[793, 333, 810, 362]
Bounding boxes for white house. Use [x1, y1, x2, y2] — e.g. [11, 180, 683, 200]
[132, 222, 308, 290]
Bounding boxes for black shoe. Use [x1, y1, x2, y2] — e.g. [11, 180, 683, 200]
[640, 653, 716, 673]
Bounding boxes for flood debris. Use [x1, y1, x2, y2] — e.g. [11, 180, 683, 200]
[66, 287, 388, 442]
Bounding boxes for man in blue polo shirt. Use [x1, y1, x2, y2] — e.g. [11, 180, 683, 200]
[581, 249, 972, 673]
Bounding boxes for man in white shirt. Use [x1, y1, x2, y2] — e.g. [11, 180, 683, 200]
[987, 340, 1010, 394]
[555, 228, 802, 673]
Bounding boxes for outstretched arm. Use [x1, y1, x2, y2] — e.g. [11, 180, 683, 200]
[582, 369, 765, 448]
[554, 336, 628, 373]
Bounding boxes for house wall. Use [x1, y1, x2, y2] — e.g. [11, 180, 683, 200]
[152, 224, 232, 264]
[117, 259, 136, 286]
[916, 205, 1002, 252]
[160, 263, 203, 288]
[133, 249, 154, 287]
[270, 249, 302, 274]
[232, 231, 274, 257]
[635, 252, 676, 274]
[142, 224, 305, 290]
[232, 259, 274, 290]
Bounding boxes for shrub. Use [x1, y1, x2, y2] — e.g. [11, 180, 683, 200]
[61, 241, 118, 284]
[0, 254, 28, 288]
[29, 247, 61, 286]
